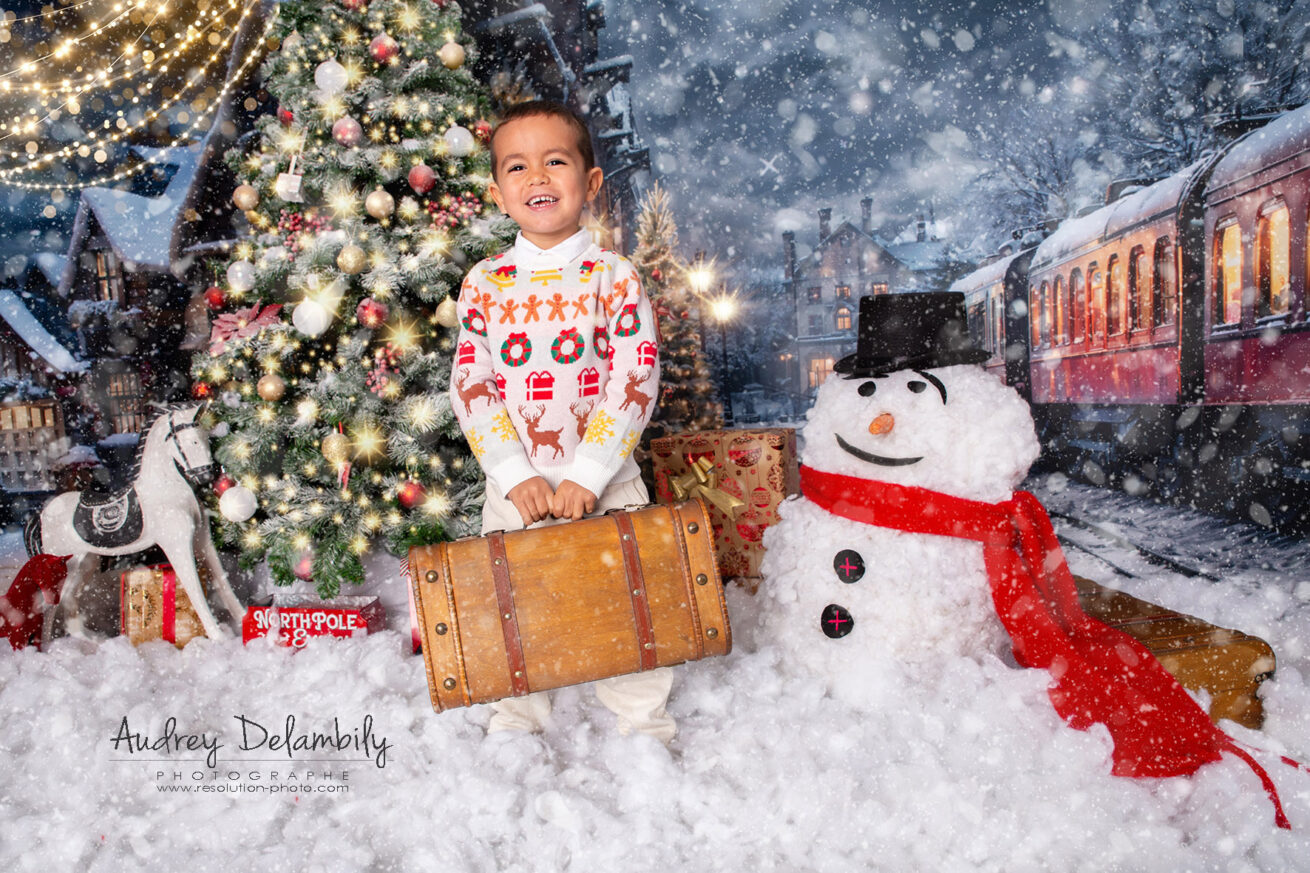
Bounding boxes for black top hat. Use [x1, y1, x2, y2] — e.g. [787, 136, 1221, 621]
[833, 291, 990, 377]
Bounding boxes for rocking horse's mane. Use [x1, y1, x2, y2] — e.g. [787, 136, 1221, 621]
[121, 402, 198, 482]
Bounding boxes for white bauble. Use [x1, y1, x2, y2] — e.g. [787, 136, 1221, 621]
[226, 260, 256, 292]
[219, 485, 258, 522]
[438, 41, 466, 69]
[292, 299, 332, 337]
[434, 297, 458, 328]
[365, 188, 395, 219]
[443, 125, 476, 157]
[315, 58, 349, 94]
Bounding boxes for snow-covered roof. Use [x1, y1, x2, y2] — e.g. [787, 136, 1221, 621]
[0, 288, 86, 373]
[884, 238, 949, 272]
[948, 249, 1025, 298]
[33, 252, 67, 287]
[1207, 102, 1310, 194]
[77, 144, 202, 270]
[1031, 160, 1205, 271]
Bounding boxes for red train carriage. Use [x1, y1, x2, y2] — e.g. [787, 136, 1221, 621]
[949, 247, 1035, 399]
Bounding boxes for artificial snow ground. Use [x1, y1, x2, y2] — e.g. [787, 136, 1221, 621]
[3, 476, 1310, 872]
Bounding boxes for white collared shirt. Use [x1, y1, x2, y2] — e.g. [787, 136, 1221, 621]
[511, 228, 593, 270]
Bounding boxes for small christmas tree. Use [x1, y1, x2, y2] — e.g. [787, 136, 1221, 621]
[631, 184, 721, 439]
[192, 0, 512, 596]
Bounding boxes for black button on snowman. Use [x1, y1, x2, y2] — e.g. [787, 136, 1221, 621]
[811, 292, 995, 647]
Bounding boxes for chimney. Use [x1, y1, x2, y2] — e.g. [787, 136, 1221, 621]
[818, 207, 832, 241]
[782, 230, 797, 281]
[916, 214, 927, 243]
[861, 197, 872, 235]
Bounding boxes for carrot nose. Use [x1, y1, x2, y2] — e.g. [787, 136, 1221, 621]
[868, 413, 894, 435]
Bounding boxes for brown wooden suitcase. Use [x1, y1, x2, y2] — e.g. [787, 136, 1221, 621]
[409, 500, 730, 712]
[1075, 577, 1276, 729]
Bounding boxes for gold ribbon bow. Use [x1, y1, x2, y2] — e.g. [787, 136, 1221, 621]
[671, 456, 746, 518]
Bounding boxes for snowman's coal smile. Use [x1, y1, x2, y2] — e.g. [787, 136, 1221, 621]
[835, 434, 922, 466]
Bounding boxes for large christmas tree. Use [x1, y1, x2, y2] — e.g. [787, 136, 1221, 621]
[631, 184, 721, 439]
[192, 0, 511, 595]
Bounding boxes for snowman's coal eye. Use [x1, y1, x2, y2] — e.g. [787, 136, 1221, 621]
[907, 381, 927, 393]
[858, 381, 877, 397]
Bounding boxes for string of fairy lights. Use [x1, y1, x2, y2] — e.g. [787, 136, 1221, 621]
[0, 0, 261, 190]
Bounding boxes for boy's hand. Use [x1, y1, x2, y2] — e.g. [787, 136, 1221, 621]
[506, 477, 554, 527]
[551, 480, 597, 521]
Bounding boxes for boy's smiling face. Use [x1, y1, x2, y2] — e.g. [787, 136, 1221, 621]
[488, 113, 604, 250]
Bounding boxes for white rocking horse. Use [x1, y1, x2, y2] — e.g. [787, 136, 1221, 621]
[24, 403, 244, 642]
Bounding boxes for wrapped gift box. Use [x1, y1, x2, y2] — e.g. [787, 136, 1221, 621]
[650, 428, 799, 580]
[120, 565, 208, 648]
[243, 595, 385, 647]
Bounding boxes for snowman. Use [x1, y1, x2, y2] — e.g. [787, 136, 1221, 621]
[758, 292, 1302, 827]
[760, 292, 1038, 691]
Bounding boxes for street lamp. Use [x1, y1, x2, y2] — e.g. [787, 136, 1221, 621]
[710, 294, 737, 426]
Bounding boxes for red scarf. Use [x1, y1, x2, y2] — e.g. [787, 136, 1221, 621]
[800, 464, 1302, 829]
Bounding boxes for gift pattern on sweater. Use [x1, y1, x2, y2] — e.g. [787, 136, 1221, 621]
[451, 241, 660, 497]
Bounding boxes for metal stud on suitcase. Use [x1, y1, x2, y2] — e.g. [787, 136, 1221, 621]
[409, 499, 730, 712]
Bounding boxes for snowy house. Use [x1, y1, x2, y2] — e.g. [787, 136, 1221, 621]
[0, 286, 86, 495]
[57, 144, 204, 436]
[782, 199, 956, 395]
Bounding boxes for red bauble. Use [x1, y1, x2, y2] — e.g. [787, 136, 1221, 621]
[293, 552, 315, 581]
[397, 480, 427, 509]
[277, 105, 294, 126]
[408, 163, 436, 194]
[192, 382, 212, 399]
[431, 0, 449, 7]
[356, 297, 390, 328]
[650, 267, 662, 282]
[213, 475, 236, 496]
[204, 285, 225, 309]
[370, 33, 399, 63]
[343, 0, 367, 9]
[472, 119, 492, 143]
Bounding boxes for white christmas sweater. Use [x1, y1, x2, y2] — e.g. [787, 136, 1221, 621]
[450, 230, 660, 498]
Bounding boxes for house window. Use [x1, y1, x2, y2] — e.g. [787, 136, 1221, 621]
[869, 282, 888, 296]
[1107, 255, 1125, 336]
[808, 357, 834, 389]
[95, 250, 124, 305]
[525, 371, 555, 401]
[1256, 200, 1290, 318]
[1215, 219, 1243, 326]
[1070, 268, 1086, 343]
[808, 314, 823, 335]
[1130, 246, 1150, 331]
[835, 285, 851, 300]
[807, 286, 822, 303]
[577, 367, 600, 397]
[1088, 262, 1105, 342]
[1153, 238, 1176, 327]
[0, 401, 62, 491]
[106, 371, 145, 433]
[835, 305, 852, 331]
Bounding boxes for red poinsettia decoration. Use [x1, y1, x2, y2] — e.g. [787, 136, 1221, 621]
[209, 303, 284, 355]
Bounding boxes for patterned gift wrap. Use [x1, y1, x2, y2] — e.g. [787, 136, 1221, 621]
[650, 428, 799, 581]
[120, 565, 207, 648]
[242, 595, 385, 648]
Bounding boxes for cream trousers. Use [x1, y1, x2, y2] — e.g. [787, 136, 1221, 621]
[480, 475, 676, 743]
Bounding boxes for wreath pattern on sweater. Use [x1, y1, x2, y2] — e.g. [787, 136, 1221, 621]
[500, 332, 532, 367]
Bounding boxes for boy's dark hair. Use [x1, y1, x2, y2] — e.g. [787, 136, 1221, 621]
[489, 100, 595, 179]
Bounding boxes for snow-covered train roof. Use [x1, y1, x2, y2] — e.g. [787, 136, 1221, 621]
[1206, 102, 1310, 194]
[0, 288, 86, 374]
[948, 250, 1025, 299]
[1030, 160, 1206, 272]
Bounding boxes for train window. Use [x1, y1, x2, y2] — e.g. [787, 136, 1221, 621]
[1071, 268, 1086, 343]
[989, 288, 1004, 357]
[1129, 246, 1149, 331]
[1107, 255, 1125, 336]
[1054, 276, 1068, 344]
[835, 305, 852, 331]
[1215, 219, 1243, 326]
[1042, 281, 1054, 346]
[1153, 237, 1176, 327]
[1088, 262, 1105, 342]
[1256, 201, 1290, 318]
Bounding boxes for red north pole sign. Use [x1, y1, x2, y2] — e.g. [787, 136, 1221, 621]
[243, 595, 385, 647]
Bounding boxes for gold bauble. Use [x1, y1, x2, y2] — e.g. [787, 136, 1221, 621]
[439, 41, 466, 70]
[337, 244, 367, 274]
[435, 296, 458, 328]
[232, 184, 259, 211]
[365, 188, 395, 220]
[321, 432, 351, 464]
[256, 374, 286, 401]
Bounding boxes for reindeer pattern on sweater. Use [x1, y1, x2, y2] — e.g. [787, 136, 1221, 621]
[451, 234, 660, 498]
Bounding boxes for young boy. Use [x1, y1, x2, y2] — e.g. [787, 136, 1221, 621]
[450, 100, 674, 742]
